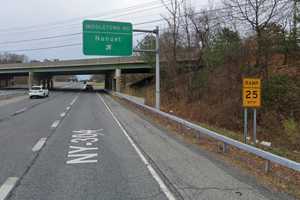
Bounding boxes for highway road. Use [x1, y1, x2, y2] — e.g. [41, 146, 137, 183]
[0, 84, 294, 200]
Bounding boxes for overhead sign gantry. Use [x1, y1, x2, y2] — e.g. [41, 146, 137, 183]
[82, 20, 160, 109]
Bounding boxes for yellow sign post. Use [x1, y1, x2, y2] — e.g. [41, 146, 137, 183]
[243, 78, 261, 107]
[242, 78, 261, 145]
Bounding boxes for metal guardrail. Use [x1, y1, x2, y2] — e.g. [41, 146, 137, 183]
[0, 91, 26, 100]
[112, 92, 300, 172]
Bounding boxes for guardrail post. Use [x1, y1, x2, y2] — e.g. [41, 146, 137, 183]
[223, 142, 228, 153]
[264, 160, 271, 173]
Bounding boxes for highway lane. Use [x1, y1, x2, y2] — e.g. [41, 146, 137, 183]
[0, 91, 63, 121]
[0, 92, 294, 200]
[8, 92, 169, 200]
[0, 82, 83, 121]
[0, 91, 79, 188]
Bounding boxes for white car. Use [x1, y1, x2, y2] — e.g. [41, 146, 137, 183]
[29, 86, 49, 98]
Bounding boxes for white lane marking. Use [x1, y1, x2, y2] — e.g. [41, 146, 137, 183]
[0, 177, 19, 200]
[72, 129, 104, 136]
[66, 129, 104, 164]
[60, 112, 66, 118]
[51, 120, 60, 129]
[66, 106, 71, 111]
[70, 96, 78, 106]
[32, 138, 47, 152]
[66, 146, 98, 164]
[97, 94, 176, 200]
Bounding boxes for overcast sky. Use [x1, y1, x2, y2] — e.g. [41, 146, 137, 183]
[0, 0, 210, 61]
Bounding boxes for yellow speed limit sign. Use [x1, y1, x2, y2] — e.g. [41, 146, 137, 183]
[243, 78, 261, 107]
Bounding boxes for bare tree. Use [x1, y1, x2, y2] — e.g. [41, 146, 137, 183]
[290, 0, 300, 51]
[182, 0, 191, 48]
[0, 53, 28, 64]
[188, 9, 213, 50]
[223, 0, 290, 73]
[161, 0, 183, 61]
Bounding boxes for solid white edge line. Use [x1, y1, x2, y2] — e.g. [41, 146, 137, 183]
[32, 138, 47, 152]
[51, 120, 60, 129]
[60, 112, 66, 118]
[97, 94, 176, 200]
[0, 177, 19, 200]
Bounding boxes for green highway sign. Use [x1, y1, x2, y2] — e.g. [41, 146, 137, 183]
[83, 20, 133, 56]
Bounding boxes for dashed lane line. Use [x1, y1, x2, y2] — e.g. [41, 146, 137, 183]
[32, 138, 47, 152]
[70, 96, 78, 106]
[97, 94, 176, 200]
[0, 94, 79, 200]
[59, 95, 79, 119]
[0, 177, 19, 200]
[51, 120, 60, 129]
[60, 112, 66, 118]
[53, 95, 79, 128]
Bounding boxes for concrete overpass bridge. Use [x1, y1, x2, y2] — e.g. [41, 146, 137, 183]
[0, 56, 152, 91]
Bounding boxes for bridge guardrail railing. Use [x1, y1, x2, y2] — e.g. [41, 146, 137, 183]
[110, 91, 300, 173]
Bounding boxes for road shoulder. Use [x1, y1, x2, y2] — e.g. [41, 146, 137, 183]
[101, 94, 294, 200]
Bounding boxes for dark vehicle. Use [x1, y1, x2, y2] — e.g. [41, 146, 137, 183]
[84, 84, 93, 91]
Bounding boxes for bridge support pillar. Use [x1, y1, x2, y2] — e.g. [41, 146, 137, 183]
[115, 69, 121, 92]
[28, 72, 34, 89]
[120, 74, 126, 92]
[105, 73, 113, 91]
[46, 79, 50, 89]
[50, 79, 54, 90]
[42, 80, 46, 88]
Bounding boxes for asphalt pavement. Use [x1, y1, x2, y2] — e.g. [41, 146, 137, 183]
[0, 88, 295, 200]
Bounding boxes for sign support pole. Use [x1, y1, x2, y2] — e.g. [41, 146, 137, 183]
[155, 26, 160, 110]
[253, 108, 257, 145]
[133, 27, 160, 110]
[243, 78, 261, 144]
[83, 20, 161, 109]
[244, 108, 248, 143]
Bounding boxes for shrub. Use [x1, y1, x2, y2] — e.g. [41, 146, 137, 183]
[262, 74, 300, 118]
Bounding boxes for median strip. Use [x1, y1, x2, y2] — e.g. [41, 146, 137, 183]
[0, 177, 19, 200]
[32, 138, 47, 152]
